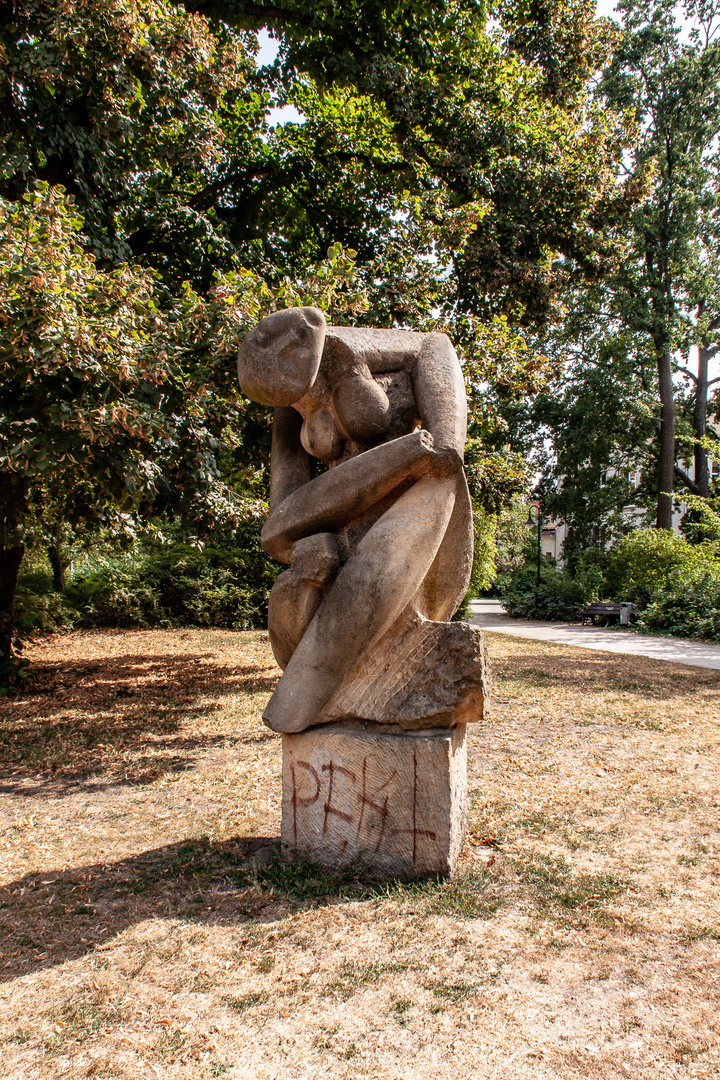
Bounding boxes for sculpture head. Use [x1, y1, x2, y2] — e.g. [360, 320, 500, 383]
[237, 306, 326, 406]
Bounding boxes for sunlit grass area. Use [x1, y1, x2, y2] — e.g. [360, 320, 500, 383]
[1, 629, 719, 1078]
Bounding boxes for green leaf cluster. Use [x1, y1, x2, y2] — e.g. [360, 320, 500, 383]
[604, 526, 719, 604]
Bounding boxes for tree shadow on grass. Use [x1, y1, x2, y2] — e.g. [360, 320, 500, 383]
[0, 835, 398, 983]
[0, 836, 572, 986]
[0, 651, 279, 791]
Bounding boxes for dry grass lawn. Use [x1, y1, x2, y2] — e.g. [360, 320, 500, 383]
[0, 627, 719, 1079]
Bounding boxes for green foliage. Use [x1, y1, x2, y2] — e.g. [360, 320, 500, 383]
[533, 326, 659, 549]
[469, 508, 498, 597]
[0, 0, 258, 282]
[464, 437, 532, 517]
[14, 572, 75, 636]
[604, 529, 718, 608]
[495, 499, 534, 577]
[1, 0, 632, 314]
[603, 527, 720, 640]
[0, 184, 370, 537]
[68, 541, 275, 630]
[640, 564, 720, 641]
[498, 525, 720, 640]
[16, 519, 278, 633]
[500, 560, 602, 620]
[600, 0, 720, 528]
[0, 185, 169, 543]
[263, 0, 629, 321]
[681, 492, 720, 542]
[533, 0, 720, 539]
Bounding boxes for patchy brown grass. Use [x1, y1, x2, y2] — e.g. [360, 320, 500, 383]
[1, 627, 719, 1079]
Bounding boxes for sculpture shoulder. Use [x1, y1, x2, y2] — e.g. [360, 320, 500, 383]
[325, 326, 426, 373]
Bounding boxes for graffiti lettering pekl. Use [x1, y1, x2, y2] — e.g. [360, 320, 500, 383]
[289, 751, 435, 861]
[282, 725, 466, 875]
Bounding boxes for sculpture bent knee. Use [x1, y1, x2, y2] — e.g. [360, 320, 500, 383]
[237, 307, 481, 735]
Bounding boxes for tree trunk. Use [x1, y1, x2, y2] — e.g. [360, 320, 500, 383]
[693, 333, 711, 499]
[656, 344, 675, 530]
[0, 543, 24, 663]
[0, 474, 28, 675]
[48, 544, 65, 593]
[0, 542, 24, 613]
[48, 520, 69, 592]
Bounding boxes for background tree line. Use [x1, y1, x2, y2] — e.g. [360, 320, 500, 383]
[528, 0, 720, 549]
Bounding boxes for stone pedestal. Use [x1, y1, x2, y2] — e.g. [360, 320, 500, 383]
[281, 722, 467, 877]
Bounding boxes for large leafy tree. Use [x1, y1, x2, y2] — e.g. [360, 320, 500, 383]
[1, 0, 262, 283]
[526, 0, 720, 546]
[3, 0, 632, 312]
[0, 183, 369, 676]
[0, 185, 181, 672]
[532, 318, 659, 552]
[597, 0, 720, 529]
[183, 0, 633, 323]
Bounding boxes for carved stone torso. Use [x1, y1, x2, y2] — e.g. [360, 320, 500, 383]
[293, 330, 421, 467]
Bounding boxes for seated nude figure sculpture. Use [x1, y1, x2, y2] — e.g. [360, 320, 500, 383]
[238, 306, 485, 736]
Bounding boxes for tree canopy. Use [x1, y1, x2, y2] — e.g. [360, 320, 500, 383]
[532, 0, 720, 543]
[2, 0, 632, 312]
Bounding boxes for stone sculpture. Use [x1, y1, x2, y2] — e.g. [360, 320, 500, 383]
[238, 307, 490, 875]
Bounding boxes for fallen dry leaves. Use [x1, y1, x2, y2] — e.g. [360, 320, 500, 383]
[0, 627, 719, 1079]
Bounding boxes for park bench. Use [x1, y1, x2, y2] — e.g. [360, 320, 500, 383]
[581, 602, 632, 627]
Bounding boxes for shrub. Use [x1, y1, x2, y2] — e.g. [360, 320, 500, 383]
[639, 564, 720, 641]
[66, 538, 278, 631]
[15, 517, 280, 633]
[500, 562, 600, 622]
[64, 555, 162, 627]
[497, 527, 720, 637]
[604, 529, 717, 609]
[14, 576, 76, 635]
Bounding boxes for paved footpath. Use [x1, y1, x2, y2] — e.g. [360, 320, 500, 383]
[469, 599, 720, 672]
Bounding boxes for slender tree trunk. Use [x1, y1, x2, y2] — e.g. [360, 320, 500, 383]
[694, 334, 710, 499]
[656, 343, 675, 530]
[48, 519, 68, 592]
[0, 544, 24, 656]
[0, 474, 28, 673]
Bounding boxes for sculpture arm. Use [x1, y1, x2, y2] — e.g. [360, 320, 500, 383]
[268, 407, 313, 513]
[261, 429, 434, 562]
[410, 333, 467, 462]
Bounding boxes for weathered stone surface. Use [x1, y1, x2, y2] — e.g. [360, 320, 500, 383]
[318, 611, 491, 729]
[237, 306, 493, 878]
[281, 722, 467, 877]
[292, 532, 342, 587]
[237, 307, 477, 737]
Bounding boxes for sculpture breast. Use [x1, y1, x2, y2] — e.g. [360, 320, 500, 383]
[300, 408, 345, 463]
[332, 373, 393, 445]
